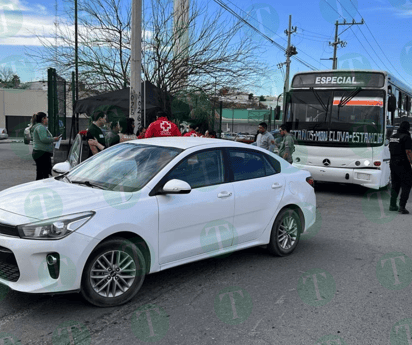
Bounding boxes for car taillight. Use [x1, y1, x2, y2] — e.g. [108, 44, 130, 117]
[1, 129, 4, 134]
[374, 161, 381, 167]
[306, 176, 315, 187]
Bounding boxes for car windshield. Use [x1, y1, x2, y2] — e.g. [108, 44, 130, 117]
[66, 143, 183, 192]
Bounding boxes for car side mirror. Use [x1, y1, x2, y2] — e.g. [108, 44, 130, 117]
[52, 161, 71, 175]
[388, 95, 397, 113]
[161, 179, 191, 194]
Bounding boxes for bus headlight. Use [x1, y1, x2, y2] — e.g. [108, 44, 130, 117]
[364, 160, 371, 166]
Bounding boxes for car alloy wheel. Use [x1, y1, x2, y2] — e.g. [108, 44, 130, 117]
[90, 250, 136, 298]
[268, 208, 301, 256]
[81, 237, 146, 307]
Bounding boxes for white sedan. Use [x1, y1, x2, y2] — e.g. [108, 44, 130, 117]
[0, 138, 316, 307]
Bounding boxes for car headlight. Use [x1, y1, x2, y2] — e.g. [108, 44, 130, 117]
[17, 211, 95, 240]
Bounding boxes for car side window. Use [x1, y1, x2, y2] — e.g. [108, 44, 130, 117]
[263, 154, 281, 175]
[166, 150, 225, 189]
[228, 150, 266, 181]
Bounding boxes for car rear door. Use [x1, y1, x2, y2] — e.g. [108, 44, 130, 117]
[227, 148, 286, 244]
[156, 149, 235, 265]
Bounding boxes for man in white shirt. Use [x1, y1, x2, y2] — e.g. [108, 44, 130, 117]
[256, 122, 275, 151]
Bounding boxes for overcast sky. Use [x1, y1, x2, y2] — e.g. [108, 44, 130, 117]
[0, 0, 411, 96]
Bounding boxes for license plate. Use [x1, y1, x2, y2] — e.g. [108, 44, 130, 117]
[357, 173, 370, 181]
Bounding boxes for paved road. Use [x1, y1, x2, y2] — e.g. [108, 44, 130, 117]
[0, 142, 412, 345]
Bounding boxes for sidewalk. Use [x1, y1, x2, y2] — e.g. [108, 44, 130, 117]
[0, 137, 24, 143]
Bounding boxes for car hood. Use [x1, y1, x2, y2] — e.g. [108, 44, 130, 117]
[0, 178, 133, 223]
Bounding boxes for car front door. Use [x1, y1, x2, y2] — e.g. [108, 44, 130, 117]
[156, 149, 235, 265]
[227, 149, 285, 244]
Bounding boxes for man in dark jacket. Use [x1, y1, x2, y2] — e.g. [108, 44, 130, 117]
[86, 111, 106, 157]
[389, 121, 412, 214]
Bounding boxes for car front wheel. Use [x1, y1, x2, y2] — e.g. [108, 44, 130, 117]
[268, 208, 301, 256]
[81, 237, 146, 307]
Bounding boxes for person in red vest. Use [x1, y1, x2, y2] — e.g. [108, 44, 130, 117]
[183, 124, 198, 137]
[145, 111, 181, 138]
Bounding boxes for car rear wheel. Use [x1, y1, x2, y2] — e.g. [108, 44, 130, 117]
[268, 208, 301, 256]
[81, 237, 146, 307]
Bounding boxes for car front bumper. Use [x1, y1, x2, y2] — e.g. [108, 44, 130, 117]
[0, 231, 99, 294]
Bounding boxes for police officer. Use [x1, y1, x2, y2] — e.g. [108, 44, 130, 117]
[389, 121, 412, 214]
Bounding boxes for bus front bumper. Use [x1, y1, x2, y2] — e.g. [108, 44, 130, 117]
[293, 164, 382, 189]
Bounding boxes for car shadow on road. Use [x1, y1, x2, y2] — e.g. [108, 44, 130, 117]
[314, 181, 378, 197]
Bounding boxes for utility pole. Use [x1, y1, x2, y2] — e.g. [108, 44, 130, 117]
[74, 0, 79, 134]
[130, 0, 142, 128]
[280, 15, 297, 117]
[330, 19, 364, 70]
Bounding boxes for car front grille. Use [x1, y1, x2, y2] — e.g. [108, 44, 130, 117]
[0, 223, 19, 237]
[0, 246, 20, 282]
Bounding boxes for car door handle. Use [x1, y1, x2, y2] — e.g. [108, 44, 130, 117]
[217, 191, 232, 198]
[271, 183, 283, 189]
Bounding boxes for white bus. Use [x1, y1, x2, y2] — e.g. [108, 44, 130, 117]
[286, 70, 412, 190]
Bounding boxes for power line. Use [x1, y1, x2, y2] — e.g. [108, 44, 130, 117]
[321, 0, 397, 74]
[295, 35, 330, 43]
[332, 0, 410, 84]
[213, 0, 320, 71]
[346, 0, 411, 85]
[299, 28, 332, 39]
[348, 26, 381, 69]
[354, 26, 390, 71]
[216, 0, 330, 70]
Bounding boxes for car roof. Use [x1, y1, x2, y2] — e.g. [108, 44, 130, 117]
[126, 137, 254, 150]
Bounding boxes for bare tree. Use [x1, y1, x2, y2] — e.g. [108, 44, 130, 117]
[27, 0, 268, 98]
[0, 66, 15, 83]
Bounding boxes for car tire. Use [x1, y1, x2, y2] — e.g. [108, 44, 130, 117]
[81, 237, 146, 307]
[268, 208, 301, 257]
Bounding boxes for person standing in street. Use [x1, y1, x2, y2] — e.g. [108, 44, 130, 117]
[389, 120, 412, 214]
[86, 111, 106, 157]
[278, 124, 295, 164]
[145, 111, 181, 138]
[256, 122, 275, 151]
[31, 112, 61, 180]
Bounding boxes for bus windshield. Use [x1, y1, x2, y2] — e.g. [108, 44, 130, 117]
[287, 89, 385, 147]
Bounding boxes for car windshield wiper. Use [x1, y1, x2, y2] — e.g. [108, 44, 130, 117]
[63, 175, 72, 183]
[71, 179, 106, 189]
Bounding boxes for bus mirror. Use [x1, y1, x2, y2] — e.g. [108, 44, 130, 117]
[388, 95, 397, 113]
[275, 106, 281, 120]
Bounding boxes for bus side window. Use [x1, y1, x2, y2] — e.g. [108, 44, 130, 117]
[395, 88, 400, 118]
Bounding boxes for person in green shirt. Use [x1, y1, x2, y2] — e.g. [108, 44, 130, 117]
[278, 123, 295, 164]
[31, 112, 61, 180]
